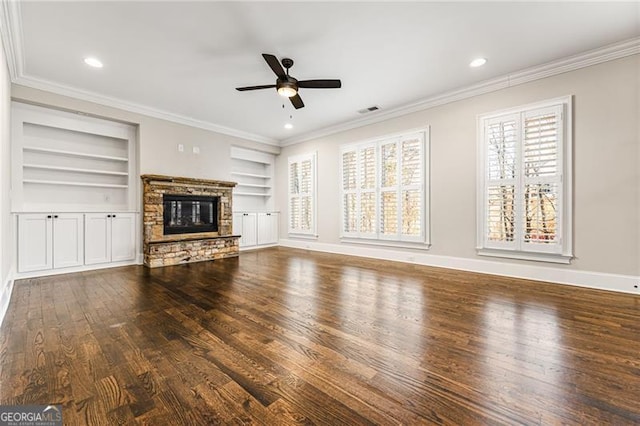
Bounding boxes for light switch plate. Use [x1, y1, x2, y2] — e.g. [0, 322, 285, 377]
[177, 143, 184, 152]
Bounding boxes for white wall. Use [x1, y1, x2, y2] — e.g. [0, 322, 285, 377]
[0, 37, 13, 326]
[276, 55, 640, 292]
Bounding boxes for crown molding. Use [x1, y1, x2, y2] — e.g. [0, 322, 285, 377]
[12, 74, 280, 146]
[280, 37, 640, 146]
[0, 0, 23, 79]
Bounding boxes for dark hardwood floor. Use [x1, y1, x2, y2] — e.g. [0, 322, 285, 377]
[0, 247, 638, 425]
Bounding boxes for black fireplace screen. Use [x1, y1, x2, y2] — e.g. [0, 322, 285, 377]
[163, 194, 219, 235]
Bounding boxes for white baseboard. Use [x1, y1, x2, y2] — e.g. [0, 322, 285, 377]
[279, 239, 640, 295]
[240, 243, 278, 252]
[0, 267, 15, 329]
[13, 259, 140, 280]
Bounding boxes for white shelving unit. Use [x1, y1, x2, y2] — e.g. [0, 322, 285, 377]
[11, 102, 138, 212]
[230, 146, 275, 211]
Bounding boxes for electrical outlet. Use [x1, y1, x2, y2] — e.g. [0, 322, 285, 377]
[193, 146, 200, 154]
[177, 143, 184, 152]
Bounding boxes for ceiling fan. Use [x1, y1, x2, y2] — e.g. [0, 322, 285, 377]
[236, 54, 342, 109]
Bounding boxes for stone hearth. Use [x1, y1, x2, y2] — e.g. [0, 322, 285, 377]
[141, 174, 240, 267]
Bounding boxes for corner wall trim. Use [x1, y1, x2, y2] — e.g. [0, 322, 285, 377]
[278, 239, 640, 295]
[0, 268, 15, 329]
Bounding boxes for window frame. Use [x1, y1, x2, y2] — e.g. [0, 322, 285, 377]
[340, 128, 430, 247]
[288, 152, 317, 238]
[476, 96, 573, 264]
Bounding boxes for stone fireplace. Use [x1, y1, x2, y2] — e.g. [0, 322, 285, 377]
[141, 174, 239, 267]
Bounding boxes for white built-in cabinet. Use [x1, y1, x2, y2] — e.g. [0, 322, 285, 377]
[233, 212, 279, 249]
[11, 102, 140, 276]
[18, 213, 84, 272]
[257, 213, 279, 245]
[85, 213, 136, 265]
[230, 146, 278, 250]
[17, 212, 137, 273]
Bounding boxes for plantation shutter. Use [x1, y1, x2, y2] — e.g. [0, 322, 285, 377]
[289, 161, 300, 231]
[380, 141, 398, 238]
[479, 98, 568, 260]
[400, 134, 423, 240]
[341, 149, 358, 235]
[340, 129, 427, 243]
[288, 153, 316, 235]
[359, 145, 377, 236]
[484, 114, 519, 250]
[522, 105, 563, 253]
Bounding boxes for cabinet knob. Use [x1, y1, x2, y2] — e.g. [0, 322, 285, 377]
[47, 215, 52, 219]
[266, 213, 271, 216]
[53, 215, 59, 219]
[107, 214, 111, 218]
[112, 214, 116, 218]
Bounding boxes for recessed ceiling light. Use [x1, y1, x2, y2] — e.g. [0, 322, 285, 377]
[469, 58, 487, 68]
[284, 123, 293, 130]
[84, 57, 103, 68]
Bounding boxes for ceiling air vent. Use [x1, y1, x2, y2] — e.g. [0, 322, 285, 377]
[358, 105, 381, 114]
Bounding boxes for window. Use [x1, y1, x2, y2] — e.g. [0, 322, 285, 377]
[288, 152, 316, 236]
[340, 129, 429, 245]
[477, 96, 572, 263]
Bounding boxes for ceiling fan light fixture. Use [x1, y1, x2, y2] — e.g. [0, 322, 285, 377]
[277, 84, 297, 98]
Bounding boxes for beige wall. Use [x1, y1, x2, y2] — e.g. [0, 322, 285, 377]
[10, 85, 280, 182]
[276, 55, 640, 277]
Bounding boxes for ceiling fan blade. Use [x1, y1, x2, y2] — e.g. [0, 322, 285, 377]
[262, 54, 286, 79]
[290, 93, 305, 109]
[297, 79, 342, 89]
[236, 84, 276, 91]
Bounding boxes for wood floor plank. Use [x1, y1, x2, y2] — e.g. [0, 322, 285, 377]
[1, 247, 638, 425]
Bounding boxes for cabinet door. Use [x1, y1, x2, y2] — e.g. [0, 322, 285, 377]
[111, 213, 136, 262]
[241, 213, 257, 247]
[232, 213, 244, 236]
[53, 213, 84, 269]
[18, 214, 53, 272]
[84, 213, 111, 265]
[257, 213, 278, 245]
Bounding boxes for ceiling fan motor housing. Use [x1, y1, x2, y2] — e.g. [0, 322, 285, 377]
[281, 58, 294, 70]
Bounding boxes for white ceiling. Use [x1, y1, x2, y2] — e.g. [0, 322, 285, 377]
[6, 1, 640, 145]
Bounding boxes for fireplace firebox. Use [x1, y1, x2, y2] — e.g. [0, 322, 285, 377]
[163, 194, 219, 235]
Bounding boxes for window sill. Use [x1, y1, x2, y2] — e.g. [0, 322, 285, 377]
[288, 233, 318, 240]
[477, 248, 573, 264]
[341, 237, 431, 251]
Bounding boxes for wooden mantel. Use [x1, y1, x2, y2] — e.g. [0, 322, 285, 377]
[141, 174, 237, 188]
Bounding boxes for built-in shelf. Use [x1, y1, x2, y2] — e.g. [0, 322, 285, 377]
[23, 179, 129, 189]
[23, 164, 129, 176]
[230, 146, 275, 209]
[236, 182, 271, 189]
[231, 172, 271, 179]
[12, 102, 138, 214]
[235, 192, 272, 197]
[23, 146, 129, 162]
